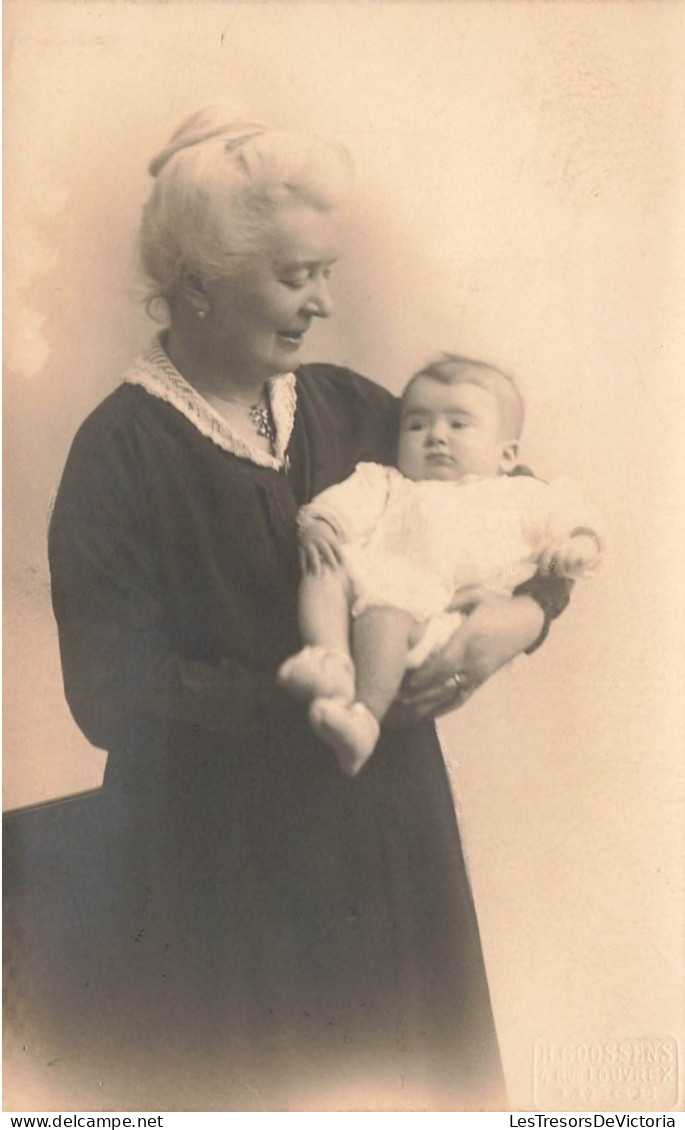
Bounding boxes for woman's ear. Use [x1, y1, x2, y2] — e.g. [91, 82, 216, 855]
[179, 268, 210, 317]
[498, 440, 519, 474]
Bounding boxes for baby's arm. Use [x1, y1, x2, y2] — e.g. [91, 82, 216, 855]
[529, 476, 604, 580]
[298, 463, 394, 574]
[298, 515, 344, 576]
[538, 528, 602, 579]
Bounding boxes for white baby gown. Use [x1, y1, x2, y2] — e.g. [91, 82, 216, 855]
[299, 463, 600, 666]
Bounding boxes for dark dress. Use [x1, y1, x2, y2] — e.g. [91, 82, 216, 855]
[46, 359, 569, 1111]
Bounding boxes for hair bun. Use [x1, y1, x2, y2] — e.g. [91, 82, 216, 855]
[148, 108, 267, 177]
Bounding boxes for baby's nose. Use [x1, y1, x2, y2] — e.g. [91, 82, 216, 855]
[427, 419, 449, 443]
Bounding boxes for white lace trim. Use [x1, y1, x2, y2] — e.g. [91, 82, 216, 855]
[122, 338, 297, 470]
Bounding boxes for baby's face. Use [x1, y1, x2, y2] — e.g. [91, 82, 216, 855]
[398, 376, 512, 482]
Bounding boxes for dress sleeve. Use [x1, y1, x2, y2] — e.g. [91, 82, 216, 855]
[514, 571, 573, 653]
[298, 463, 392, 543]
[49, 438, 296, 752]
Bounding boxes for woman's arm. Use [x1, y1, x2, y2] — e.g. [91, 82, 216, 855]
[386, 590, 546, 725]
[49, 453, 296, 752]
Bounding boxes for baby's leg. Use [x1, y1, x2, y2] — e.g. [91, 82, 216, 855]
[354, 607, 415, 723]
[298, 567, 351, 655]
[405, 610, 464, 670]
[277, 567, 355, 702]
[309, 607, 415, 776]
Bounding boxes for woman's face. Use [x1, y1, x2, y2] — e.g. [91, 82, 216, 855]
[201, 205, 339, 384]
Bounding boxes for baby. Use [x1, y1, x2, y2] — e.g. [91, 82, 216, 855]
[278, 354, 602, 776]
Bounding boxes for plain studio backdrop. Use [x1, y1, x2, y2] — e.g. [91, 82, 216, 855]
[4, 0, 685, 1113]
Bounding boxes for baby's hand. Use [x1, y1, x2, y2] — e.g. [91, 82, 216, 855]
[299, 519, 344, 576]
[538, 533, 601, 579]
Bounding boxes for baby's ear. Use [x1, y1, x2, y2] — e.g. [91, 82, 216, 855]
[498, 440, 519, 474]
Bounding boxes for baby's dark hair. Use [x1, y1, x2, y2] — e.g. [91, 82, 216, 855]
[403, 353, 525, 440]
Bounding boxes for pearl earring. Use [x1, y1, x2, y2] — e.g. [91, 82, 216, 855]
[197, 309, 207, 319]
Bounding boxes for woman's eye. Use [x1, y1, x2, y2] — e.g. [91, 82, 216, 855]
[450, 420, 466, 429]
[281, 264, 334, 288]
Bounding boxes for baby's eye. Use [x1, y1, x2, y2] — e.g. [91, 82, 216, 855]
[405, 420, 425, 432]
[450, 419, 467, 429]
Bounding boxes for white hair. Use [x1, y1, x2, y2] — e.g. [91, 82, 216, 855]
[139, 105, 352, 308]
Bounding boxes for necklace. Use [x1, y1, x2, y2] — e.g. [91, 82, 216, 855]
[210, 390, 276, 447]
[151, 341, 278, 449]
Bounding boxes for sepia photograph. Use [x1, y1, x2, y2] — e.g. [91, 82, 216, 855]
[4, 0, 684, 1114]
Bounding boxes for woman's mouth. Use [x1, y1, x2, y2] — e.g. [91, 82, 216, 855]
[277, 330, 306, 347]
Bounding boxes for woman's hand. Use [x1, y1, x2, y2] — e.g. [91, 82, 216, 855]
[384, 589, 545, 727]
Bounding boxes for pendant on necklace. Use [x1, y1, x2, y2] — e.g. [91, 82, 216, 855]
[249, 403, 276, 445]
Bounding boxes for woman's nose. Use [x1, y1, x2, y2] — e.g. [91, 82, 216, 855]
[303, 277, 334, 318]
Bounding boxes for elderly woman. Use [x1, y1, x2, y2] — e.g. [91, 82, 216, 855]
[48, 107, 570, 1111]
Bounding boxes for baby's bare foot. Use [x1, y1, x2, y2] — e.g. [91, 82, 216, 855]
[309, 698, 380, 777]
[277, 646, 355, 703]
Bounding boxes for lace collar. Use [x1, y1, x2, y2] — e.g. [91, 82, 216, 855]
[123, 337, 297, 470]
